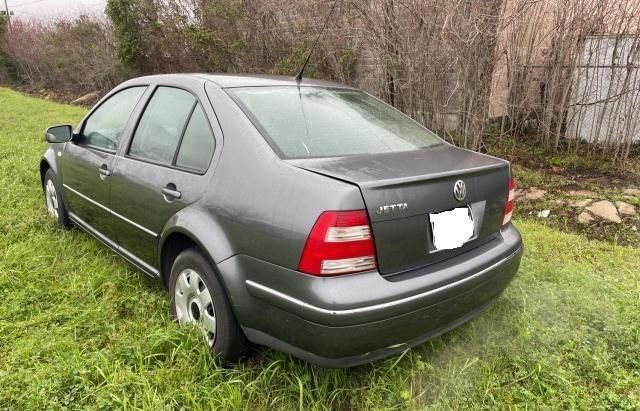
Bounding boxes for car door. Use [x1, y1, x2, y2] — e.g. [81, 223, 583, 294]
[60, 86, 147, 241]
[109, 86, 217, 267]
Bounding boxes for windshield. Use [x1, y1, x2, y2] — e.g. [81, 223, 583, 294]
[228, 86, 442, 158]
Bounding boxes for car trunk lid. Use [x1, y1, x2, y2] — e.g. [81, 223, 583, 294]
[287, 145, 511, 275]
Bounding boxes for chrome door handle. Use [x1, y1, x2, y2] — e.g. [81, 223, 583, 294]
[99, 165, 111, 178]
[161, 186, 182, 200]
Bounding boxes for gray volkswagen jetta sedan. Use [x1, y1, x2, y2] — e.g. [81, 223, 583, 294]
[40, 74, 523, 367]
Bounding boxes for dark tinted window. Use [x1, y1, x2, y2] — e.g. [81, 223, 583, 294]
[175, 105, 215, 172]
[228, 87, 442, 158]
[81, 87, 146, 151]
[129, 87, 196, 164]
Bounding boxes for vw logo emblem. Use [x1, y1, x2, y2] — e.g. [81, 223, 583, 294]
[453, 180, 466, 202]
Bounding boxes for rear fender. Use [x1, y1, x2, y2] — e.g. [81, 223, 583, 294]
[158, 205, 234, 272]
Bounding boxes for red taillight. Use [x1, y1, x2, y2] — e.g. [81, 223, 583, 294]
[502, 178, 515, 226]
[298, 210, 378, 276]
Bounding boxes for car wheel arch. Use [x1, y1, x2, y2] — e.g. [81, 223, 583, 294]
[158, 226, 232, 292]
[160, 231, 204, 289]
[40, 147, 62, 187]
[39, 159, 51, 187]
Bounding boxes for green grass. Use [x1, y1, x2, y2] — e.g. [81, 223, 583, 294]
[1, 87, 639, 409]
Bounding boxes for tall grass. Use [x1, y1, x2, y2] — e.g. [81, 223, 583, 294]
[0, 88, 638, 409]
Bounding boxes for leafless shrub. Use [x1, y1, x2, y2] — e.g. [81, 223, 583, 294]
[499, 0, 640, 163]
[1, 0, 638, 162]
[2, 16, 122, 94]
[306, 0, 506, 150]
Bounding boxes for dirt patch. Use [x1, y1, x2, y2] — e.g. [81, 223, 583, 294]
[10, 85, 101, 106]
[485, 136, 640, 245]
[511, 172, 639, 246]
[483, 135, 640, 182]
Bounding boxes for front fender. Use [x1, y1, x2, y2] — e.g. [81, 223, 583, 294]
[40, 144, 73, 210]
[40, 145, 61, 186]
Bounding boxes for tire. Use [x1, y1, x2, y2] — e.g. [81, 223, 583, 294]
[169, 247, 248, 362]
[43, 169, 72, 229]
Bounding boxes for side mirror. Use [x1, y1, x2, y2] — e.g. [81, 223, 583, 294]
[45, 125, 73, 143]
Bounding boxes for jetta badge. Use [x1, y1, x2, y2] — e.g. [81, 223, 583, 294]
[376, 203, 408, 215]
[453, 180, 467, 202]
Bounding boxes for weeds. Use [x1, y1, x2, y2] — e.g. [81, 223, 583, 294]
[0, 88, 638, 409]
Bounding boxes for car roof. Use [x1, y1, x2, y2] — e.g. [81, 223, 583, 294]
[128, 73, 355, 89]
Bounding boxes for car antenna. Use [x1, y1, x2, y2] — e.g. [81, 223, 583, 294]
[295, 0, 340, 84]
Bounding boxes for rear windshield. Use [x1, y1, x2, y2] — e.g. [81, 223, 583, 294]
[228, 86, 442, 158]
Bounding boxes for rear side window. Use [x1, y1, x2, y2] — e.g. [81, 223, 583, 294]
[175, 105, 215, 172]
[129, 87, 196, 164]
[81, 86, 146, 151]
[228, 86, 442, 158]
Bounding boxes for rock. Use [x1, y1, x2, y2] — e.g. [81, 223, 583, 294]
[72, 91, 101, 105]
[525, 188, 546, 200]
[571, 199, 593, 208]
[537, 210, 550, 218]
[568, 190, 599, 197]
[586, 200, 621, 223]
[616, 201, 637, 216]
[622, 188, 640, 196]
[578, 211, 594, 224]
[632, 226, 637, 232]
[514, 189, 525, 200]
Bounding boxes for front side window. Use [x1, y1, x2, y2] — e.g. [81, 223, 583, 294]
[80, 86, 146, 151]
[129, 87, 196, 164]
[228, 87, 442, 158]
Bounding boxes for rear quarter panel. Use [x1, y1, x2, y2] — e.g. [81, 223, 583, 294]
[166, 84, 365, 270]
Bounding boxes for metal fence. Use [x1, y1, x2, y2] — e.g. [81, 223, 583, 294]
[568, 35, 640, 146]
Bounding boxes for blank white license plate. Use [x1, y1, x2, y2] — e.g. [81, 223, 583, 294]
[429, 207, 474, 250]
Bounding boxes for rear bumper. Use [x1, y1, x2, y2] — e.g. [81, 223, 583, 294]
[217, 224, 523, 367]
